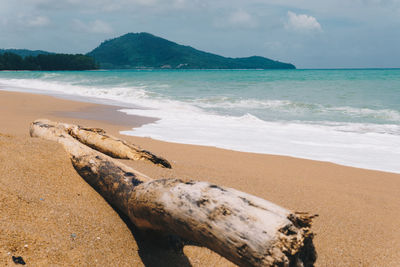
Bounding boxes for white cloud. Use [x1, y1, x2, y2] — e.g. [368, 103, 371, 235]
[361, 0, 400, 6]
[173, 0, 186, 8]
[74, 19, 113, 34]
[90, 20, 113, 33]
[215, 10, 257, 28]
[27, 16, 50, 27]
[126, 0, 158, 6]
[285, 11, 322, 32]
[12, 14, 50, 28]
[1, 18, 8, 26]
[229, 10, 257, 27]
[264, 41, 282, 51]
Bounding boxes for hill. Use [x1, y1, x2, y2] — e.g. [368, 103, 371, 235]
[87, 32, 295, 69]
[0, 49, 52, 58]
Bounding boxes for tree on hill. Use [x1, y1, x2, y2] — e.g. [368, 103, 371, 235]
[1, 52, 24, 70]
[0, 53, 98, 71]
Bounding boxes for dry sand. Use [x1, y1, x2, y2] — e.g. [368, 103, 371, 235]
[1, 90, 400, 266]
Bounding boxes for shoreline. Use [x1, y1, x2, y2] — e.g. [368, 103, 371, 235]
[1, 86, 398, 175]
[1, 90, 400, 266]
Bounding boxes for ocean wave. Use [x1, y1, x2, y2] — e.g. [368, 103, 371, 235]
[192, 97, 400, 122]
[41, 73, 62, 79]
[326, 106, 400, 121]
[192, 98, 302, 109]
[307, 121, 400, 135]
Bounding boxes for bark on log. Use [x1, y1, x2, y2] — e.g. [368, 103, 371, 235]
[30, 119, 317, 267]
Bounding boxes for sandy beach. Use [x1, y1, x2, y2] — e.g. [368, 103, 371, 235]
[1, 90, 400, 266]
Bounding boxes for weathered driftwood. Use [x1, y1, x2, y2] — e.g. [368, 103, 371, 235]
[30, 119, 316, 267]
[52, 121, 171, 168]
[65, 124, 171, 168]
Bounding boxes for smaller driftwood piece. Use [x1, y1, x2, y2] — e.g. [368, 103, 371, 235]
[65, 124, 171, 168]
[30, 119, 317, 267]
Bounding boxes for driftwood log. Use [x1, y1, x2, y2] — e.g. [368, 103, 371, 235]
[64, 124, 171, 168]
[30, 119, 317, 267]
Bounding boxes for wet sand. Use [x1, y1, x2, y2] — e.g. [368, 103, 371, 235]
[1, 90, 399, 266]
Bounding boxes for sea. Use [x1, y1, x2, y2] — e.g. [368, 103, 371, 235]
[0, 69, 399, 173]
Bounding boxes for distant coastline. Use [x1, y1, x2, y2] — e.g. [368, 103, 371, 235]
[0, 32, 295, 70]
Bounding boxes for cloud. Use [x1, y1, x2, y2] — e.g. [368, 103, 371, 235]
[173, 0, 186, 8]
[125, 0, 158, 7]
[229, 10, 257, 27]
[73, 19, 113, 34]
[361, 0, 400, 6]
[27, 16, 50, 27]
[10, 14, 50, 28]
[264, 41, 282, 51]
[285, 11, 322, 32]
[25, 0, 160, 12]
[214, 10, 257, 28]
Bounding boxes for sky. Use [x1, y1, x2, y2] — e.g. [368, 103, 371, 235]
[1, 0, 400, 68]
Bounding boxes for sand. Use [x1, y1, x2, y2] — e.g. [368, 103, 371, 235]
[1, 90, 400, 266]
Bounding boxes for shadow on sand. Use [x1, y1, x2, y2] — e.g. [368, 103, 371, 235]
[118, 210, 194, 267]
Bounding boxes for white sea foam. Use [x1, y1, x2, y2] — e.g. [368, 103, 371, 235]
[119, 106, 400, 174]
[0, 78, 151, 107]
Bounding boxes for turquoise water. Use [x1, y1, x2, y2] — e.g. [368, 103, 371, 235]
[1, 69, 399, 172]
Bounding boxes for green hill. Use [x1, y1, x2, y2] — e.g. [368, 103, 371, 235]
[88, 32, 295, 69]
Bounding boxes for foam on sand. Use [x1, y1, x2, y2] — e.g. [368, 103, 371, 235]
[120, 105, 400, 174]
